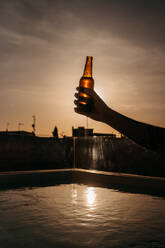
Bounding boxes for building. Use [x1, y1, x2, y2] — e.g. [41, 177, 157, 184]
[72, 127, 93, 137]
[0, 131, 35, 136]
[72, 127, 116, 138]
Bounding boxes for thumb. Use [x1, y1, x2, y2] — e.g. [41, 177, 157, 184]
[82, 88, 95, 97]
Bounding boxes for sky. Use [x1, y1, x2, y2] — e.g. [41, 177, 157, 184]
[1, 0, 165, 136]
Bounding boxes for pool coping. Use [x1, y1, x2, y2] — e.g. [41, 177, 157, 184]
[0, 168, 165, 197]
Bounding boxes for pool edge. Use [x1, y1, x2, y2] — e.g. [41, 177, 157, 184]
[0, 169, 165, 197]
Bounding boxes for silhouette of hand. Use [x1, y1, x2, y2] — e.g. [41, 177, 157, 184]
[74, 87, 109, 122]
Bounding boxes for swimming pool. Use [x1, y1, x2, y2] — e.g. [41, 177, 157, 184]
[0, 183, 165, 248]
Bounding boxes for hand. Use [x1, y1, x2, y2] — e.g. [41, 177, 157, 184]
[74, 87, 109, 122]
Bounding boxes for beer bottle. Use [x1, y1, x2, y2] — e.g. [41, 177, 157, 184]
[78, 56, 94, 111]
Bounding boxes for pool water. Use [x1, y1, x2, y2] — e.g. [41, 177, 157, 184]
[0, 184, 165, 248]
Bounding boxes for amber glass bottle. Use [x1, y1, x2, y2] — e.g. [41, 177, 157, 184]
[78, 56, 94, 111]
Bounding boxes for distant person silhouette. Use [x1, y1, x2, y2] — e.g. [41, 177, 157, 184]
[74, 87, 165, 155]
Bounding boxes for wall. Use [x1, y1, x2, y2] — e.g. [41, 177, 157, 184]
[75, 136, 165, 177]
[1, 135, 165, 177]
[0, 135, 73, 171]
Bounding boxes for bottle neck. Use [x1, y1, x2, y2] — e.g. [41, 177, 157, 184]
[83, 56, 93, 77]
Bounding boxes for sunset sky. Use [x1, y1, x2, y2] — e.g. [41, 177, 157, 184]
[1, 0, 165, 136]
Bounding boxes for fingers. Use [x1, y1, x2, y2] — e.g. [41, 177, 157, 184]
[74, 87, 96, 116]
[74, 89, 92, 103]
[74, 92, 78, 99]
[74, 107, 87, 116]
[83, 88, 92, 96]
[74, 99, 78, 105]
[76, 86, 93, 96]
[80, 87, 93, 96]
[74, 107, 79, 113]
[74, 107, 82, 113]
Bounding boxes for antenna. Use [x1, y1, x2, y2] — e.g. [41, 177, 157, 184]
[32, 115, 36, 134]
[6, 122, 10, 132]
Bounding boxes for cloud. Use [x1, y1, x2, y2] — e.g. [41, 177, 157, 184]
[1, 0, 165, 56]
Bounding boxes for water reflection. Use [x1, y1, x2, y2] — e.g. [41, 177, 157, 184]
[71, 184, 77, 204]
[86, 187, 96, 207]
[1, 184, 165, 248]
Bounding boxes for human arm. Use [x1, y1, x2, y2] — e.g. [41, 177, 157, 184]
[74, 87, 165, 155]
